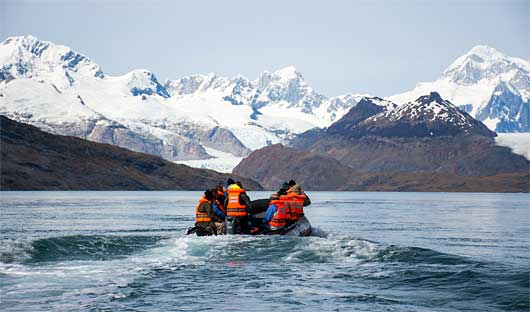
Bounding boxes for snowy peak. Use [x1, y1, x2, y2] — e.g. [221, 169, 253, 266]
[164, 73, 253, 98]
[442, 45, 529, 85]
[370, 92, 496, 137]
[0, 35, 104, 81]
[253, 65, 304, 89]
[388, 92, 466, 123]
[326, 96, 397, 134]
[389, 45, 530, 133]
[253, 65, 327, 113]
[467, 45, 507, 61]
[165, 65, 333, 122]
[164, 75, 205, 96]
[124, 69, 170, 98]
[362, 96, 398, 111]
[270, 65, 303, 83]
[477, 81, 529, 132]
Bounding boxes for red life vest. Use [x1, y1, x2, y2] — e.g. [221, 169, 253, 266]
[226, 188, 247, 217]
[195, 197, 211, 222]
[286, 193, 306, 221]
[268, 198, 289, 230]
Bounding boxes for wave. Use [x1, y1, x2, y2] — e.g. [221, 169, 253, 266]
[0, 232, 507, 268]
[371, 245, 475, 265]
[2, 232, 527, 312]
[0, 235, 166, 264]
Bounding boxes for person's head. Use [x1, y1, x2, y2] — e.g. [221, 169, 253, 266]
[291, 184, 302, 195]
[204, 189, 214, 201]
[226, 178, 235, 187]
[288, 179, 296, 187]
[235, 181, 243, 189]
[278, 188, 287, 196]
[281, 181, 289, 190]
[215, 185, 224, 193]
[210, 189, 218, 199]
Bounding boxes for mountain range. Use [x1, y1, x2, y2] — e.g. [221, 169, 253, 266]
[389, 45, 529, 133]
[234, 93, 529, 192]
[0, 35, 367, 172]
[0, 35, 528, 178]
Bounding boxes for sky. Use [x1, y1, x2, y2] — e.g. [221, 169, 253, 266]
[1, 0, 528, 97]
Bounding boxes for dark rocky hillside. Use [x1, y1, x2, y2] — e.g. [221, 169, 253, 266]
[233, 144, 357, 190]
[233, 144, 529, 192]
[292, 135, 528, 177]
[0, 116, 262, 190]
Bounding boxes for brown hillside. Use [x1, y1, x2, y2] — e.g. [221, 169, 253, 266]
[0, 116, 262, 190]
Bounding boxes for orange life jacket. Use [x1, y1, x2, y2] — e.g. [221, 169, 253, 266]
[216, 191, 227, 214]
[226, 188, 247, 217]
[268, 198, 289, 230]
[195, 197, 212, 222]
[286, 193, 306, 221]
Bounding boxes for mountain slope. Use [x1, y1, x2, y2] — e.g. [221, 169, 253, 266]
[287, 92, 529, 179]
[0, 116, 262, 190]
[233, 144, 529, 192]
[389, 45, 530, 132]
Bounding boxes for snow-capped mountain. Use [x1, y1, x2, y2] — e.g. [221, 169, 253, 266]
[389, 45, 530, 132]
[325, 96, 397, 135]
[0, 35, 363, 172]
[2, 36, 526, 172]
[164, 65, 355, 132]
[297, 92, 494, 142]
[0, 35, 104, 82]
[362, 92, 495, 138]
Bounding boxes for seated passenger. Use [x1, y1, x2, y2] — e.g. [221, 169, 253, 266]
[286, 183, 308, 222]
[263, 189, 289, 231]
[224, 178, 235, 197]
[211, 188, 226, 221]
[195, 190, 224, 235]
[224, 181, 252, 234]
[287, 179, 311, 206]
[214, 185, 227, 215]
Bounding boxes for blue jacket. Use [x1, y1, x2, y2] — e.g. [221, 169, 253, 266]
[212, 202, 226, 220]
[263, 204, 277, 228]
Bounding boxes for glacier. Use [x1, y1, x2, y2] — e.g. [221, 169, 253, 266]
[0, 35, 365, 172]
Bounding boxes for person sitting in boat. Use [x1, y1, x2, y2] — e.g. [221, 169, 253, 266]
[287, 179, 311, 207]
[224, 181, 252, 234]
[286, 183, 309, 223]
[195, 190, 224, 235]
[211, 187, 226, 221]
[224, 178, 235, 197]
[263, 189, 289, 232]
[215, 184, 227, 210]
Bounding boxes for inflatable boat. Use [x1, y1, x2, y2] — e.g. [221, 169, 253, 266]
[187, 198, 312, 237]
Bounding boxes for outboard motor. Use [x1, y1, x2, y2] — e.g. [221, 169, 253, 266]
[225, 217, 237, 234]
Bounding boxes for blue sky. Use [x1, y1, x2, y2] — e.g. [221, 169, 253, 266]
[1, 0, 528, 97]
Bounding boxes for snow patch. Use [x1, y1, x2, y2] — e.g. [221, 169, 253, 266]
[175, 147, 244, 173]
[495, 133, 530, 160]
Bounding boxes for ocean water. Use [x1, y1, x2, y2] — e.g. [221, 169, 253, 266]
[0, 191, 528, 312]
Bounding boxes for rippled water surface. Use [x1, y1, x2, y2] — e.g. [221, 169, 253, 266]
[1, 191, 529, 311]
